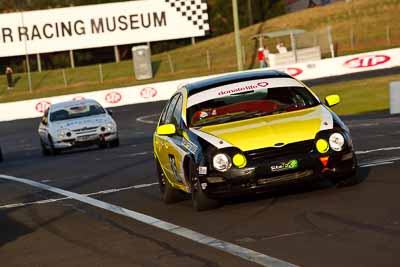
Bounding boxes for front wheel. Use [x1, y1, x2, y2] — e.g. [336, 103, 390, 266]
[335, 153, 361, 187]
[109, 137, 120, 148]
[192, 180, 220, 211]
[48, 136, 60, 156]
[40, 140, 50, 156]
[190, 162, 220, 211]
[336, 168, 360, 187]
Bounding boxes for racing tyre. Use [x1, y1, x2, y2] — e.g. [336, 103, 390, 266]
[109, 138, 120, 148]
[190, 162, 220, 211]
[0, 146, 3, 162]
[335, 153, 361, 187]
[336, 168, 360, 187]
[156, 159, 183, 204]
[48, 136, 60, 156]
[40, 140, 50, 156]
[98, 141, 107, 149]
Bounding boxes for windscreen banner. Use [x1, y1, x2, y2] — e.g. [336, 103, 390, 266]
[0, 0, 209, 57]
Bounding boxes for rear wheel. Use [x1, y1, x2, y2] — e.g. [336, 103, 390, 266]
[156, 159, 183, 204]
[190, 162, 220, 211]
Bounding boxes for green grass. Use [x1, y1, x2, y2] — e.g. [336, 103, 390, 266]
[0, 0, 399, 103]
[311, 74, 400, 115]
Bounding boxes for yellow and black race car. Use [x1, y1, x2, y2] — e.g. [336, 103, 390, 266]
[153, 70, 358, 211]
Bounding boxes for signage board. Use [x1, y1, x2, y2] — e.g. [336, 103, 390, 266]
[0, 0, 209, 57]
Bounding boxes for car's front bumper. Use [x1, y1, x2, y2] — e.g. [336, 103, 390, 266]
[53, 132, 118, 149]
[199, 150, 357, 199]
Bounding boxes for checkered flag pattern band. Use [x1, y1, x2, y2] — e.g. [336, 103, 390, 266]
[165, 0, 210, 33]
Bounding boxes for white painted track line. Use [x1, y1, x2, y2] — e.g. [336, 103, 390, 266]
[360, 161, 393, 168]
[0, 174, 298, 267]
[136, 113, 160, 124]
[0, 182, 158, 209]
[359, 156, 400, 168]
[356, 146, 400, 155]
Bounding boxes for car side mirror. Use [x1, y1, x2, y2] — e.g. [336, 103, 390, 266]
[107, 108, 113, 116]
[325, 94, 340, 107]
[156, 124, 176, 136]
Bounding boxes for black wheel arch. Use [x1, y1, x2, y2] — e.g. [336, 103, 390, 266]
[183, 155, 197, 192]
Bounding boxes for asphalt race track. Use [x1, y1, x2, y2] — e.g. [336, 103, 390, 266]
[1, 99, 400, 267]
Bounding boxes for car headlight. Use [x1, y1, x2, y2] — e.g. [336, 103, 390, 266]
[213, 153, 231, 172]
[106, 123, 115, 132]
[329, 133, 345, 152]
[57, 129, 71, 139]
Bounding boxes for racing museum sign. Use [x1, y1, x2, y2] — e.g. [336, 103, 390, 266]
[0, 0, 210, 57]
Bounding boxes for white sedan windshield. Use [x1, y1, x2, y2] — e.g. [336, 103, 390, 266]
[50, 104, 105, 122]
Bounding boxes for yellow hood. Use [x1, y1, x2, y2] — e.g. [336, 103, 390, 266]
[198, 106, 331, 152]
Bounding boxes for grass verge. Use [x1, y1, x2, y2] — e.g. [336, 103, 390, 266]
[310, 74, 400, 115]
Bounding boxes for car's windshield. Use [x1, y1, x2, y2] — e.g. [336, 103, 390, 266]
[50, 104, 106, 122]
[188, 86, 319, 127]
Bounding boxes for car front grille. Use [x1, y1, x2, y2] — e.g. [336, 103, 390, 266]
[257, 169, 314, 185]
[245, 140, 315, 161]
[73, 126, 98, 135]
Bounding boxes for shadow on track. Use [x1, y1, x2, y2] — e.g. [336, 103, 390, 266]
[0, 210, 34, 248]
[221, 167, 370, 209]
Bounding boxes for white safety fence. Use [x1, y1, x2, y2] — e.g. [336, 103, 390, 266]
[0, 47, 399, 122]
[277, 47, 400, 81]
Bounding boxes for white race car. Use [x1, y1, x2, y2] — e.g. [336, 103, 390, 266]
[38, 99, 119, 155]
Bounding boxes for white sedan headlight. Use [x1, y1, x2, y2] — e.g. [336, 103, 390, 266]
[106, 123, 115, 132]
[57, 129, 71, 139]
[213, 153, 232, 172]
[329, 133, 345, 152]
